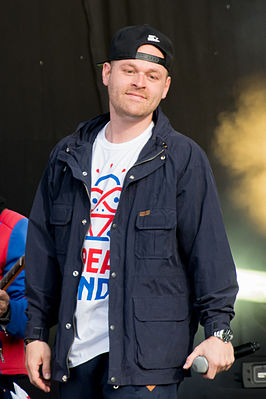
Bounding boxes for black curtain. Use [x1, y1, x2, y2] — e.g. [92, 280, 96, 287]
[1, 0, 265, 216]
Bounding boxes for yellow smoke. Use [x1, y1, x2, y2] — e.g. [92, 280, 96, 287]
[213, 77, 266, 234]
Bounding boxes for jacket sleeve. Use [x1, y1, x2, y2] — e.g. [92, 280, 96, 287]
[1, 218, 28, 338]
[25, 156, 62, 343]
[176, 145, 238, 338]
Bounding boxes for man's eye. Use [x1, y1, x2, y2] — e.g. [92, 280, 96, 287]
[123, 68, 134, 74]
[149, 74, 158, 80]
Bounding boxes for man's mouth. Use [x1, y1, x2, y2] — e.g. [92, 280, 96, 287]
[126, 91, 147, 99]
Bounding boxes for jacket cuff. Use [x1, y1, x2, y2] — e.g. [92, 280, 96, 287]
[25, 326, 50, 343]
[204, 317, 232, 339]
[0, 305, 11, 325]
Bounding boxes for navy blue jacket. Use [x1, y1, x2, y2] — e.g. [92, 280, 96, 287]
[25, 108, 238, 386]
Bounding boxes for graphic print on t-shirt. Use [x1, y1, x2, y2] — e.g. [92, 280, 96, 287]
[78, 169, 125, 302]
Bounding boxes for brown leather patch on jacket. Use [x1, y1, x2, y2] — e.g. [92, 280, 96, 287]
[139, 210, 151, 216]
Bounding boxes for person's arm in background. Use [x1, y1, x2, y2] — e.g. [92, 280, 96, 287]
[0, 216, 28, 338]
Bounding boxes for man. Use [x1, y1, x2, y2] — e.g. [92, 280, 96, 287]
[0, 197, 28, 398]
[25, 25, 238, 398]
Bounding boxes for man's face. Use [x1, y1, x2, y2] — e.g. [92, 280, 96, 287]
[102, 45, 171, 121]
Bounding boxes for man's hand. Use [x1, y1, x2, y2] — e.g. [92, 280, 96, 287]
[25, 340, 52, 392]
[183, 336, 235, 379]
[0, 290, 9, 317]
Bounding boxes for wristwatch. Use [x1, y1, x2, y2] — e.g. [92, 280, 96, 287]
[213, 329, 233, 343]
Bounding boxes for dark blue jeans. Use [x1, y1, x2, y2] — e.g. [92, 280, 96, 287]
[0, 375, 18, 399]
[60, 353, 180, 399]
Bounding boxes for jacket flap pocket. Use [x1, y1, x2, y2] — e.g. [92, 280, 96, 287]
[50, 204, 72, 225]
[134, 296, 189, 322]
[136, 209, 176, 230]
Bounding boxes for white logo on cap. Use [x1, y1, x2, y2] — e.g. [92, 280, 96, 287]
[147, 34, 160, 43]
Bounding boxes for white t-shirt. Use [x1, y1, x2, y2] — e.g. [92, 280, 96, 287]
[68, 122, 153, 368]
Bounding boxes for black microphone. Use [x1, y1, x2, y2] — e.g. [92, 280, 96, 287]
[234, 341, 260, 359]
[192, 341, 260, 374]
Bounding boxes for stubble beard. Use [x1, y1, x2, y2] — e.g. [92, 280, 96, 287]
[110, 90, 157, 120]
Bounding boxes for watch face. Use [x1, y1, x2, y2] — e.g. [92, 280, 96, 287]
[222, 329, 233, 342]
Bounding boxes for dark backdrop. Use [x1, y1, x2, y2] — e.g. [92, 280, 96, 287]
[1, 1, 266, 398]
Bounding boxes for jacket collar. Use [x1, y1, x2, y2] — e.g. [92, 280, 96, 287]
[57, 107, 172, 173]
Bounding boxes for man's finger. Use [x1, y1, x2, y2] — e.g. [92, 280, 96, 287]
[204, 367, 217, 380]
[183, 350, 200, 369]
[42, 356, 51, 380]
[27, 362, 50, 392]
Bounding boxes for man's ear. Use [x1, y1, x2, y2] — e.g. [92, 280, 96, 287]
[102, 62, 111, 87]
[161, 76, 171, 100]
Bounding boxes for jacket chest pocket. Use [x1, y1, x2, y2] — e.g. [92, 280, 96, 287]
[135, 209, 176, 259]
[50, 204, 73, 254]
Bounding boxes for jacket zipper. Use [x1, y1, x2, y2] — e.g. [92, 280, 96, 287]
[120, 148, 165, 195]
[65, 181, 91, 379]
[83, 182, 91, 203]
[131, 148, 165, 170]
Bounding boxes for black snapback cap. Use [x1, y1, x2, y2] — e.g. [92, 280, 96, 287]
[99, 24, 174, 72]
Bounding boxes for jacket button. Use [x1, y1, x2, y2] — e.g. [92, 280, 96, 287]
[129, 175, 135, 180]
[62, 375, 68, 382]
[82, 171, 88, 176]
[111, 272, 116, 278]
[73, 271, 79, 277]
[111, 377, 116, 383]
[112, 223, 117, 229]
[82, 219, 87, 225]
[65, 323, 71, 329]
[161, 155, 166, 160]
[66, 147, 70, 153]
[110, 325, 115, 331]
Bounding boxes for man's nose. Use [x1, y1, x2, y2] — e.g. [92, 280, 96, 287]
[132, 72, 146, 88]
